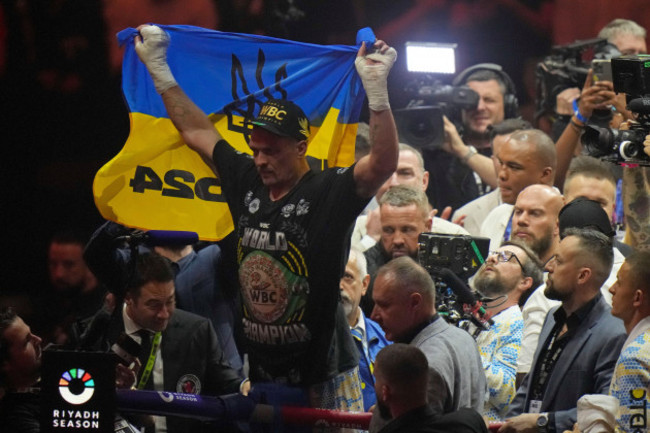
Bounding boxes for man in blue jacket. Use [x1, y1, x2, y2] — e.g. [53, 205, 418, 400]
[340, 248, 389, 411]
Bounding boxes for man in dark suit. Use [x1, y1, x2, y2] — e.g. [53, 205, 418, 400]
[501, 228, 627, 433]
[81, 252, 243, 433]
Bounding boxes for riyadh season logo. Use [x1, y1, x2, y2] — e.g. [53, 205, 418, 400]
[59, 368, 95, 405]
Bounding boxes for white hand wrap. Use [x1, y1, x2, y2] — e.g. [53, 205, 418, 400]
[355, 46, 397, 112]
[135, 25, 177, 94]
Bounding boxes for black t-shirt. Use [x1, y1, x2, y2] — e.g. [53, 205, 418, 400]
[212, 140, 368, 385]
[378, 406, 488, 433]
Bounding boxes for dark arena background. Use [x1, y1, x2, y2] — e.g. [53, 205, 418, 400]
[1, 0, 649, 308]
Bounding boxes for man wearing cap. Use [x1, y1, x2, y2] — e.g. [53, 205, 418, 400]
[563, 155, 632, 257]
[134, 24, 399, 410]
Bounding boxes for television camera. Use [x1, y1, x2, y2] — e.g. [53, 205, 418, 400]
[535, 37, 620, 121]
[394, 42, 479, 150]
[417, 233, 492, 333]
[581, 55, 650, 166]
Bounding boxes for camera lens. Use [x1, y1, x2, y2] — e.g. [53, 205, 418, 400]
[582, 125, 614, 157]
[619, 140, 642, 160]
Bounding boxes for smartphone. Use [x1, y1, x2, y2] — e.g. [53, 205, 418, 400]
[592, 59, 613, 82]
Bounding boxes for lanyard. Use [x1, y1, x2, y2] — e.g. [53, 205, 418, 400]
[136, 332, 162, 390]
[531, 323, 566, 402]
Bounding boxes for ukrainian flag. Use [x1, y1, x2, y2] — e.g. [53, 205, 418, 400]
[93, 24, 368, 240]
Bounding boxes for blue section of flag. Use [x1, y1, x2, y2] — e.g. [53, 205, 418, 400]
[117, 25, 366, 127]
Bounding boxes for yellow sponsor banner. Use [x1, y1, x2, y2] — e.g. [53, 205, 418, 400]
[93, 108, 357, 240]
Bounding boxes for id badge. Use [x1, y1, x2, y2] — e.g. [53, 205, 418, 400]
[529, 400, 543, 413]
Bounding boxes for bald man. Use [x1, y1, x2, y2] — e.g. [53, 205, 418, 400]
[515, 185, 625, 380]
[480, 129, 557, 251]
[452, 119, 532, 236]
[509, 185, 564, 380]
[511, 185, 564, 265]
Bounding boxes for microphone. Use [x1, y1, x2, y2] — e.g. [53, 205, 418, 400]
[115, 230, 199, 247]
[111, 333, 141, 366]
[77, 315, 141, 367]
[627, 97, 650, 114]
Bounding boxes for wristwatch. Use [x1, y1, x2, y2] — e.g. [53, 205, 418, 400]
[461, 145, 478, 164]
[536, 413, 549, 433]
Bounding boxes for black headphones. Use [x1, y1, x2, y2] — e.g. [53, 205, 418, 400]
[452, 63, 519, 119]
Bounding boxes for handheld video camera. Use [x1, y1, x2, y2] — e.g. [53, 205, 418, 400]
[535, 38, 621, 120]
[581, 55, 650, 166]
[394, 42, 479, 150]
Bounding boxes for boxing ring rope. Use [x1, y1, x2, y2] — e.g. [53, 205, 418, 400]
[116, 389, 372, 429]
[116, 389, 502, 431]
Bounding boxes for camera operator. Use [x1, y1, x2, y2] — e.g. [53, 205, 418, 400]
[551, 19, 646, 186]
[599, 18, 647, 56]
[554, 70, 632, 188]
[426, 64, 519, 211]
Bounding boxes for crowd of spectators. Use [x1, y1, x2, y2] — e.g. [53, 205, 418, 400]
[1, 4, 650, 433]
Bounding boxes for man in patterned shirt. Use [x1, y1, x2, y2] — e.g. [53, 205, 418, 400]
[472, 241, 543, 421]
[608, 251, 650, 432]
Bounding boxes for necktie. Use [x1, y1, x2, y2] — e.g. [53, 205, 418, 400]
[137, 329, 154, 390]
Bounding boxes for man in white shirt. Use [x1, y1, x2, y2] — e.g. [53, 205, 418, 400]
[453, 119, 532, 236]
[509, 185, 564, 383]
[82, 252, 243, 433]
[479, 129, 556, 251]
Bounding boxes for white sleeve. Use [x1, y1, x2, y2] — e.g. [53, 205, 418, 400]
[517, 283, 560, 374]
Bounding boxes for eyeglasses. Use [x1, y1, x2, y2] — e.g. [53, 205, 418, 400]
[544, 255, 558, 267]
[488, 250, 524, 271]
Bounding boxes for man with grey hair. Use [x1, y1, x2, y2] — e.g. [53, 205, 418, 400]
[370, 257, 486, 424]
[598, 18, 647, 55]
[352, 142, 464, 252]
[480, 128, 557, 251]
[361, 184, 466, 315]
[502, 228, 626, 433]
[340, 248, 389, 411]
